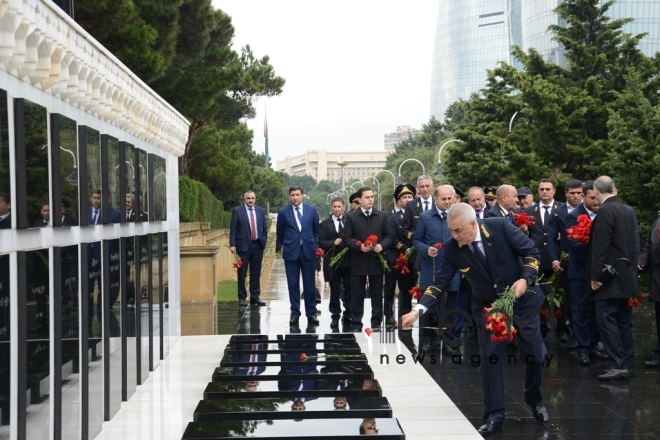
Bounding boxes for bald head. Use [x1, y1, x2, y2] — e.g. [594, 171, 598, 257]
[496, 184, 518, 211]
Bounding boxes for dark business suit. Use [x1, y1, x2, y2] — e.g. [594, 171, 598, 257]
[0, 214, 9, 229]
[402, 197, 433, 272]
[384, 209, 414, 317]
[62, 214, 79, 226]
[526, 201, 565, 275]
[342, 208, 394, 329]
[484, 203, 514, 224]
[232, 343, 267, 376]
[422, 218, 545, 425]
[230, 204, 268, 303]
[546, 202, 573, 335]
[276, 203, 320, 318]
[587, 196, 639, 371]
[125, 210, 137, 223]
[33, 219, 49, 228]
[638, 214, 660, 350]
[87, 206, 120, 322]
[565, 204, 599, 353]
[318, 214, 351, 321]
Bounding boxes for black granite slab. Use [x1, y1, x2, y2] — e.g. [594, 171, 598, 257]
[182, 418, 405, 439]
[224, 341, 361, 355]
[193, 396, 392, 421]
[219, 352, 367, 367]
[229, 334, 356, 344]
[203, 378, 382, 400]
[212, 364, 374, 382]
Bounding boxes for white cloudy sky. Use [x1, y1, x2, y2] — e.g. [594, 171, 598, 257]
[211, 0, 440, 164]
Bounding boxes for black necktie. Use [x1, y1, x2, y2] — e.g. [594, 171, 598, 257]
[543, 206, 550, 226]
[92, 210, 99, 225]
[472, 241, 490, 275]
[424, 201, 429, 211]
[506, 212, 514, 224]
[365, 210, 370, 217]
[440, 211, 447, 220]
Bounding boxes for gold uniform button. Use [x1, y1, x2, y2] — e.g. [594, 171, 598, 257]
[493, 284, 497, 289]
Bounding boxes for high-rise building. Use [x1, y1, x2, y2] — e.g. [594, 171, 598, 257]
[384, 126, 423, 151]
[430, 0, 522, 121]
[431, 0, 660, 121]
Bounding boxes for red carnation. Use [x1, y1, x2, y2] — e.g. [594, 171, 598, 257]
[628, 294, 643, 308]
[300, 353, 307, 361]
[316, 248, 325, 258]
[435, 242, 443, 249]
[365, 328, 373, 336]
[514, 212, 536, 228]
[409, 286, 422, 300]
[566, 214, 592, 244]
[364, 235, 379, 247]
[232, 257, 243, 269]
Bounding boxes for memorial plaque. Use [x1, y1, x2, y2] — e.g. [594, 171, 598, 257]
[229, 334, 356, 344]
[224, 341, 361, 355]
[51, 114, 79, 227]
[193, 396, 392, 421]
[203, 378, 381, 400]
[220, 352, 367, 367]
[182, 418, 405, 439]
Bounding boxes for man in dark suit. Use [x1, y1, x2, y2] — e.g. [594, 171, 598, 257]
[565, 181, 604, 365]
[0, 192, 9, 229]
[526, 179, 566, 339]
[546, 178, 584, 342]
[401, 175, 434, 273]
[402, 203, 548, 436]
[414, 185, 461, 354]
[638, 211, 660, 368]
[88, 189, 120, 225]
[588, 176, 639, 380]
[342, 187, 394, 331]
[276, 186, 320, 327]
[484, 184, 517, 223]
[383, 183, 415, 325]
[318, 196, 351, 328]
[467, 187, 488, 219]
[125, 194, 140, 222]
[230, 190, 268, 307]
[60, 198, 78, 226]
[33, 201, 50, 227]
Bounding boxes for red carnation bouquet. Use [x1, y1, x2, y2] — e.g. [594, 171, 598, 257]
[484, 287, 517, 342]
[315, 248, 325, 258]
[514, 212, 535, 235]
[409, 286, 422, 300]
[566, 214, 592, 244]
[628, 294, 643, 307]
[232, 257, 243, 269]
[393, 253, 410, 274]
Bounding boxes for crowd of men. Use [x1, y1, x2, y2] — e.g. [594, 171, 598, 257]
[231, 174, 660, 436]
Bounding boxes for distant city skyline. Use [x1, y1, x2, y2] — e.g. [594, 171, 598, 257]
[212, 0, 439, 164]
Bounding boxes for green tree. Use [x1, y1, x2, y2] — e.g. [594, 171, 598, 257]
[251, 167, 288, 213]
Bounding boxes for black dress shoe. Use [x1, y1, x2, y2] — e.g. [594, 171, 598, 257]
[578, 353, 591, 365]
[341, 315, 353, 325]
[477, 420, 502, 436]
[645, 357, 660, 368]
[385, 315, 396, 326]
[598, 369, 630, 380]
[238, 299, 248, 307]
[330, 319, 339, 328]
[250, 300, 267, 306]
[589, 348, 609, 359]
[307, 315, 320, 326]
[531, 405, 549, 423]
[568, 339, 578, 349]
[289, 316, 299, 326]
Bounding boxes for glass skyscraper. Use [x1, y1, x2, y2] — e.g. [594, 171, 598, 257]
[431, 0, 660, 121]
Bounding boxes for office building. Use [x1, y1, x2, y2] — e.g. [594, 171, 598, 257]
[277, 150, 387, 183]
[384, 126, 422, 151]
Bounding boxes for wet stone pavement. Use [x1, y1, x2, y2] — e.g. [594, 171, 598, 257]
[184, 259, 660, 439]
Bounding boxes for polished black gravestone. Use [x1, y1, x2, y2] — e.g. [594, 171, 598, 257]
[213, 364, 374, 382]
[203, 378, 381, 400]
[193, 396, 392, 421]
[182, 418, 405, 439]
[182, 335, 405, 439]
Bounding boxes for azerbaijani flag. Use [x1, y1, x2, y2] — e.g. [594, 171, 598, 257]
[264, 112, 269, 168]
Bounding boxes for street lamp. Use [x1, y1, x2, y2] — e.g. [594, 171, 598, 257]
[434, 139, 465, 181]
[509, 111, 519, 133]
[337, 160, 348, 188]
[396, 158, 425, 185]
[374, 169, 396, 193]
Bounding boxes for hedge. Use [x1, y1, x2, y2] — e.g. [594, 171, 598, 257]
[179, 176, 227, 229]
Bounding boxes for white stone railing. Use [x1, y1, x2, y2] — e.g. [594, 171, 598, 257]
[0, 0, 189, 156]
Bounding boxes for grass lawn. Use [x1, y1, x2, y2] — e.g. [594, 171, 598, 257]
[218, 280, 238, 302]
